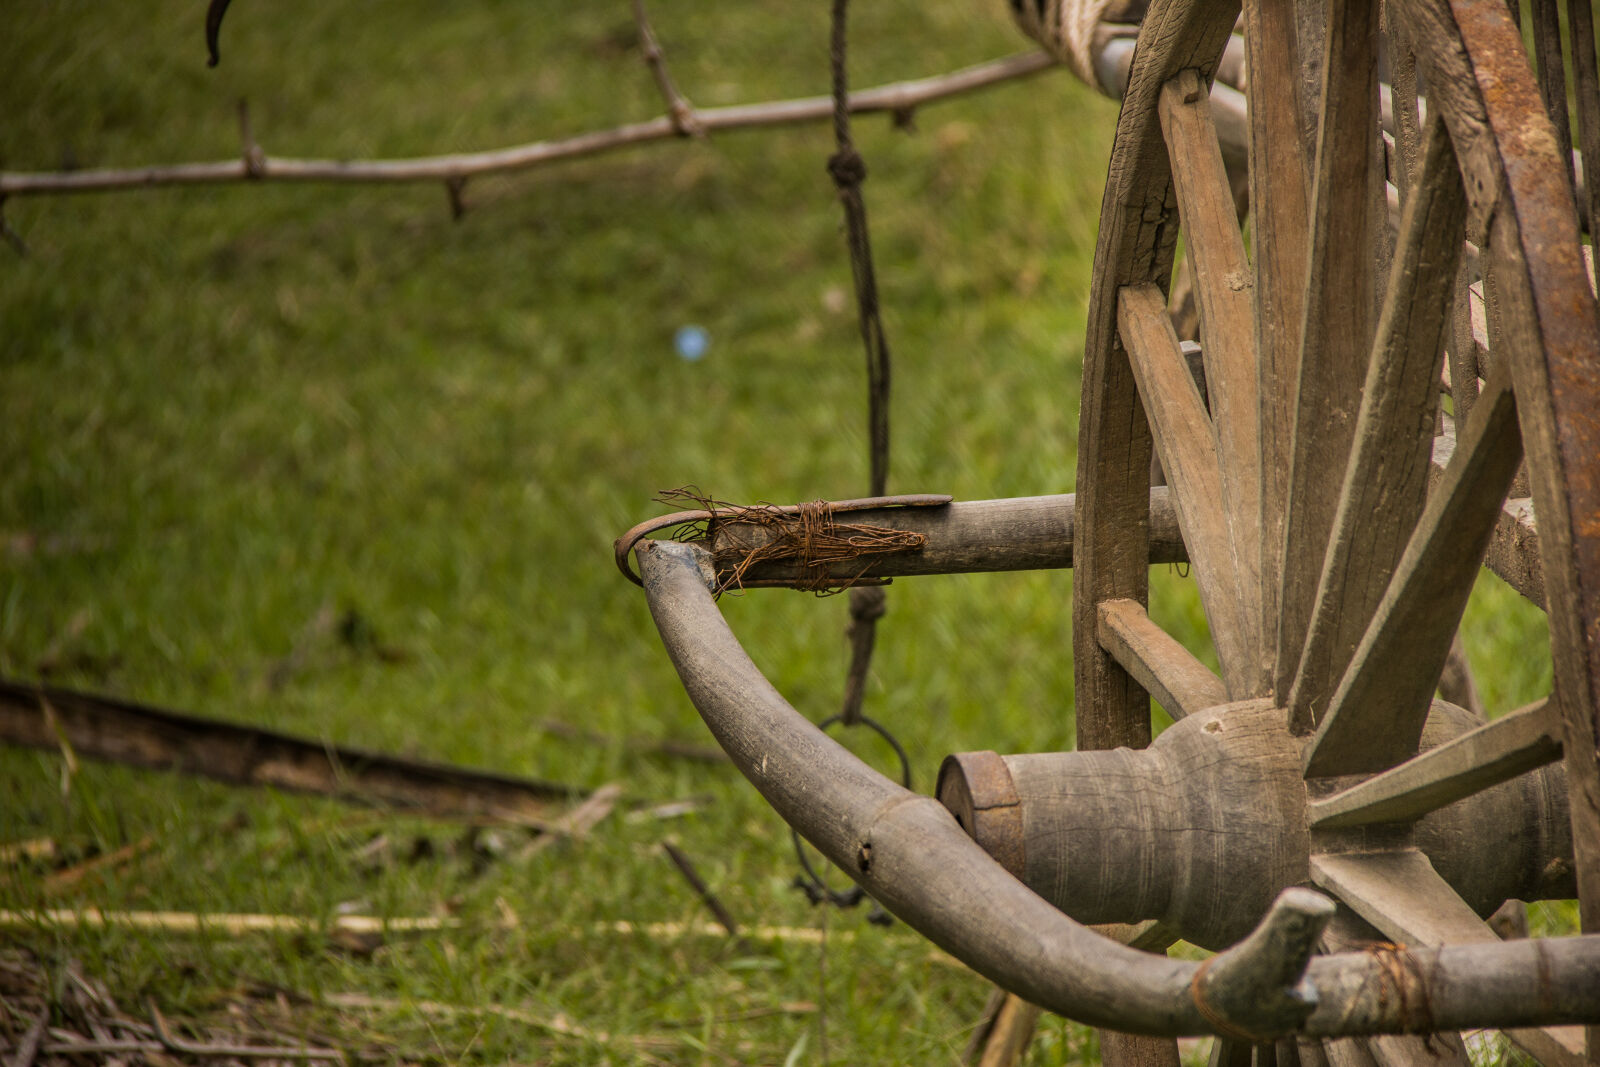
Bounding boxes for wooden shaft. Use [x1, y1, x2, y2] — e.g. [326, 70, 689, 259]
[709, 490, 1185, 586]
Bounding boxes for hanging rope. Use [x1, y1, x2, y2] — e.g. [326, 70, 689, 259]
[789, 0, 903, 924]
[825, 0, 894, 730]
[1007, 0, 1119, 89]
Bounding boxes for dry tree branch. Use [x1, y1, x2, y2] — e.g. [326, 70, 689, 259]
[633, 0, 703, 138]
[0, 52, 1057, 204]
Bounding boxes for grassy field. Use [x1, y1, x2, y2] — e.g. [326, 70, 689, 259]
[0, 1, 1558, 1064]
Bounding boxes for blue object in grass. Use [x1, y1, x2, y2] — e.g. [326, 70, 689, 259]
[675, 325, 709, 361]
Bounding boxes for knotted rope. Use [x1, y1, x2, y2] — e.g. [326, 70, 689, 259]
[1007, 0, 1119, 89]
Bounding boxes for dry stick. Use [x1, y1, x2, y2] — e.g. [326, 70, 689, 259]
[42, 836, 154, 893]
[326, 992, 681, 1053]
[0, 908, 967, 955]
[522, 783, 622, 857]
[660, 840, 740, 937]
[0, 678, 576, 820]
[0, 52, 1057, 198]
[7, 1012, 46, 1067]
[147, 1002, 344, 1063]
[633, 0, 703, 139]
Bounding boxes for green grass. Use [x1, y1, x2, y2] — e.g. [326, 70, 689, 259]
[0, 1, 1567, 1064]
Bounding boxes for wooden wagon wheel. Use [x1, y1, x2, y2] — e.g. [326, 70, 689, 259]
[1066, 0, 1600, 1060]
[626, 0, 1600, 1057]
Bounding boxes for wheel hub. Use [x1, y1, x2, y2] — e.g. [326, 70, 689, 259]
[938, 700, 1573, 949]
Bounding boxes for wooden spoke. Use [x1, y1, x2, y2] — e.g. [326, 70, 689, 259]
[1386, 26, 1422, 203]
[1274, 0, 1384, 700]
[1307, 699, 1562, 828]
[1158, 67, 1262, 627]
[1119, 283, 1258, 692]
[1285, 115, 1467, 732]
[1097, 598, 1228, 720]
[1431, 426, 1545, 608]
[1362, 1034, 1470, 1067]
[1309, 850, 1585, 1067]
[1302, 362, 1522, 777]
[1529, 0, 1577, 203]
[1243, 0, 1313, 682]
[1208, 1039, 1254, 1067]
[1313, 1039, 1378, 1067]
[1448, 276, 1480, 423]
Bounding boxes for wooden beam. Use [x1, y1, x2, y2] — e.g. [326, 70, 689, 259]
[1429, 426, 1544, 608]
[1308, 699, 1562, 828]
[1275, 0, 1383, 699]
[1243, 0, 1313, 684]
[1118, 283, 1258, 694]
[1097, 599, 1228, 720]
[1303, 365, 1523, 777]
[1286, 115, 1466, 732]
[702, 491, 1188, 586]
[1158, 67, 1262, 651]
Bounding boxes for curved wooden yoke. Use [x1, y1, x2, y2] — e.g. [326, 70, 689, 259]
[634, 537, 1600, 1039]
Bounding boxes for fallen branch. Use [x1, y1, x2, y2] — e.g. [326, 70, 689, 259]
[521, 782, 622, 858]
[0, 909, 459, 937]
[0, 678, 576, 820]
[633, 0, 703, 138]
[148, 1001, 345, 1062]
[661, 840, 740, 937]
[0, 908, 963, 957]
[42, 836, 155, 894]
[0, 52, 1056, 200]
[325, 992, 678, 1054]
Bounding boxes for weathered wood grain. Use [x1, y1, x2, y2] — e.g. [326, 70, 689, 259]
[1158, 68, 1262, 640]
[1243, 0, 1313, 688]
[1448, 258, 1481, 419]
[1387, 27, 1422, 202]
[1273, 0, 1383, 701]
[1286, 115, 1466, 733]
[1078, 23, 1241, 1055]
[1076, 0, 1240, 767]
[1308, 698, 1562, 827]
[974, 995, 1043, 1067]
[1303, 364, 1523, 777]
[708, 491, 1187, 586]
[1118, 283, 1258, 693]
[1405, 0, 1600, 1014]
[1530, 0, 1577, 202]
[1098, 598, 1228, 720]
[1429, 424, 1544, 607]
[1309, 850, 1584, 1066]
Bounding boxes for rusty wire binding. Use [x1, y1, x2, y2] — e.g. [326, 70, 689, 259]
[652, 487, 928, 595]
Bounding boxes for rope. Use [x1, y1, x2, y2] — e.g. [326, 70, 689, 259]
[1007, 0, 1118, 89]
[826, 0, 893, 729]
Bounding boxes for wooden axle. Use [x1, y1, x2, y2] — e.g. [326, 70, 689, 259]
[938, 700, 1572, 950]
